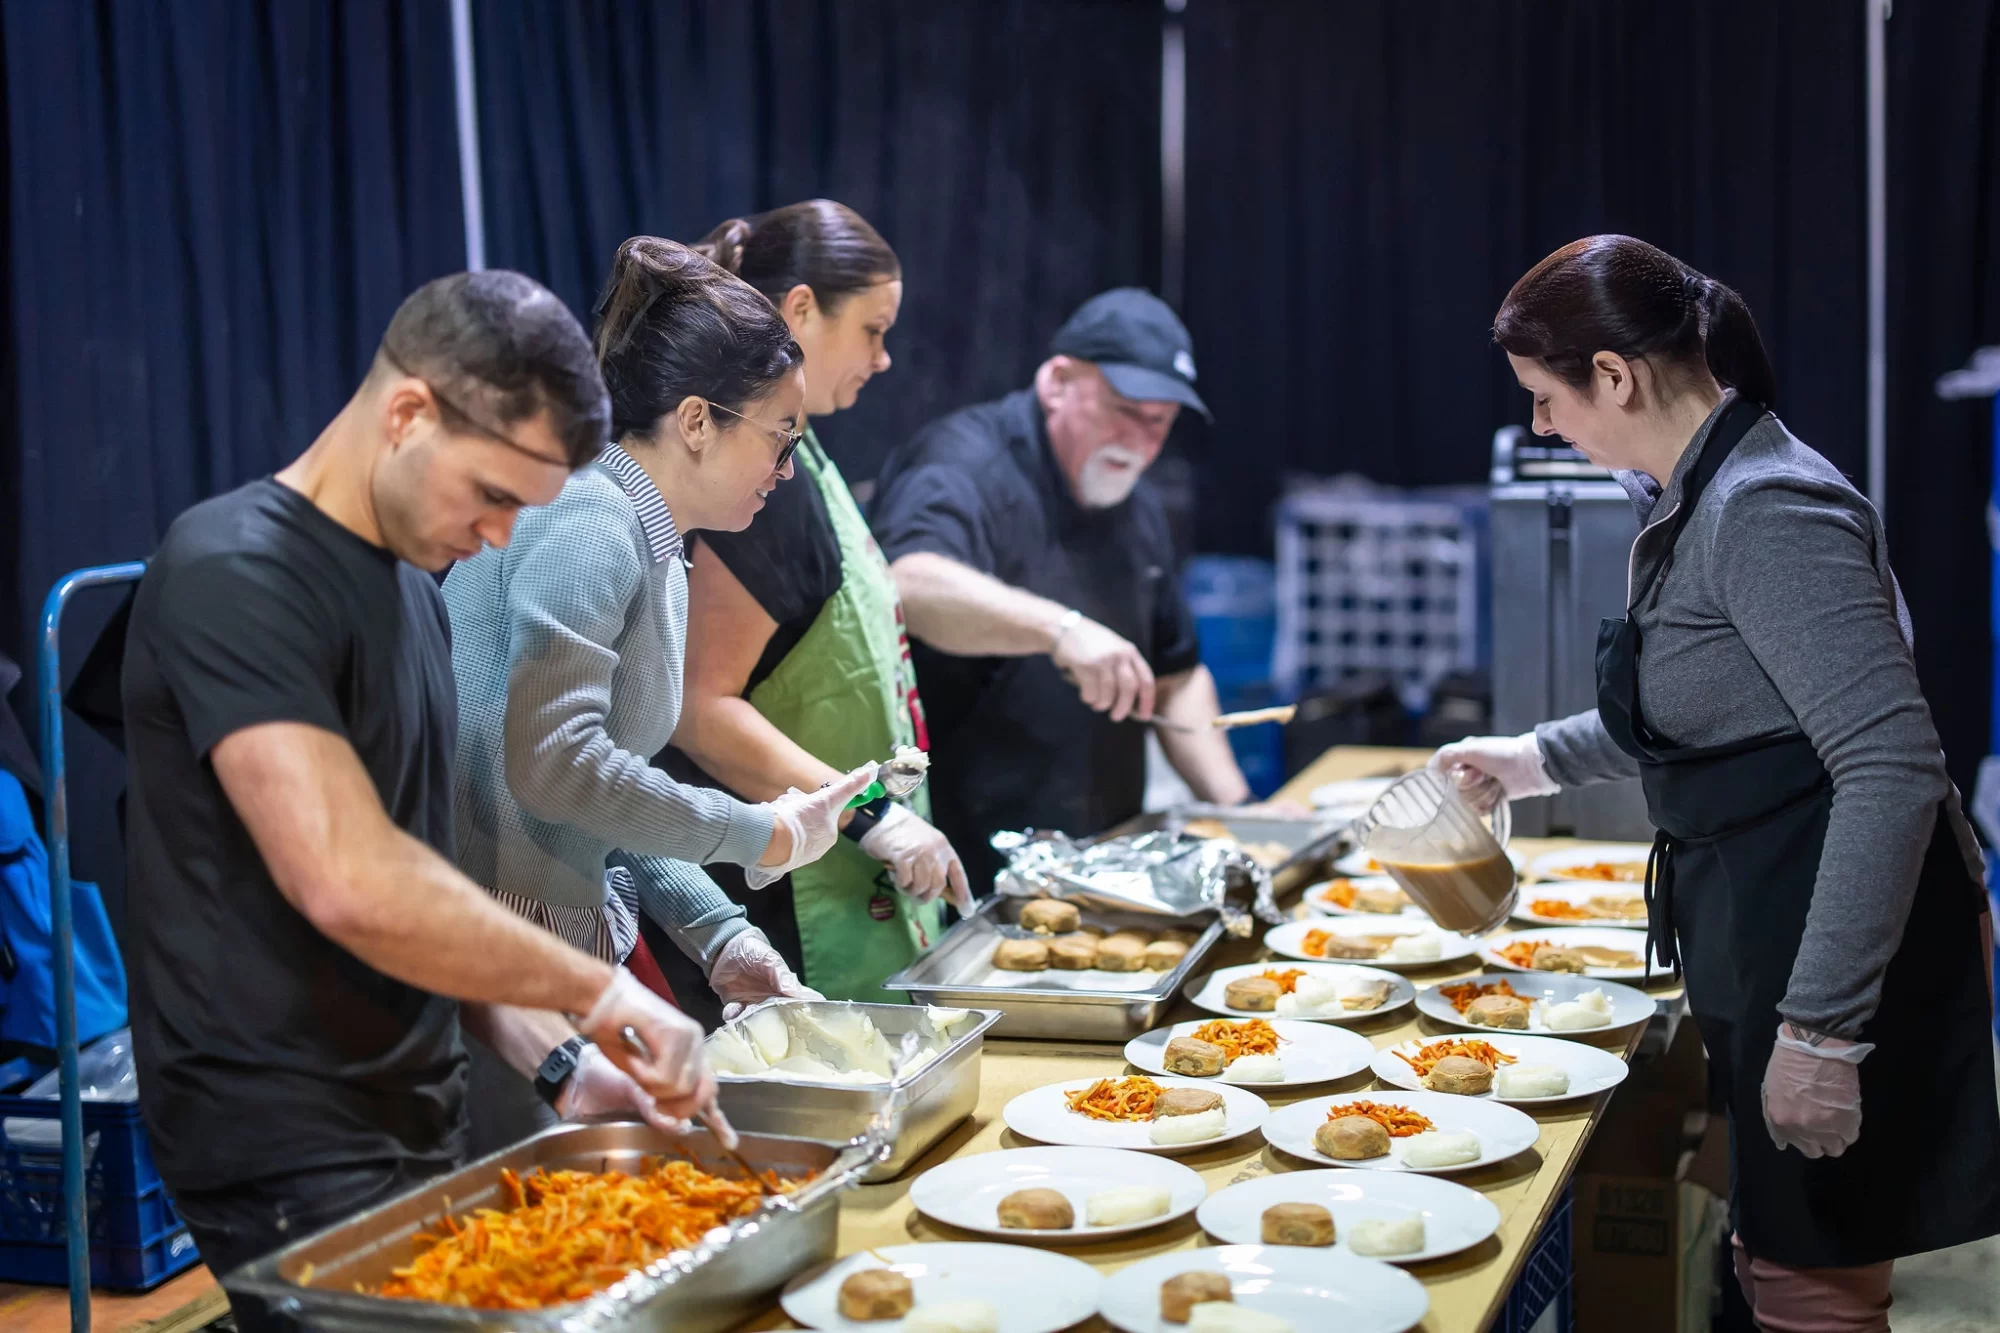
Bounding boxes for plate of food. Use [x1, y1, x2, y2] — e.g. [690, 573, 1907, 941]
[1261, 1090, 1541, 1175]
[1370, 1033, 1629, 1105]
[909, 1145, 1207, 1241]
[1098, 1244, 1429, 1333]
[1263, 918, 1479, 972]
[1195, 1169, 1501, 1265]
[1302, 876, 1429, 920]
[1511, 882, 1648, 927]
[1188, 962, 1414, 1023]
[1003, 1075, 1270, 1154]
[781, 1242, 1103, 1333]
[1415, 973, 1656, 1037]
[1123, 1018, 1375, 1088]
[1525, 845, 1652, 885]
[1480, 927, 1659, 981]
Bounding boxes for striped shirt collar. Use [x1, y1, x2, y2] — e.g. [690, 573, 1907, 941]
[595, 443, 683, 564]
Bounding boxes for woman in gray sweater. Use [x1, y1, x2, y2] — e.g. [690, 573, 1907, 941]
[1440, 236, 1998, 1332]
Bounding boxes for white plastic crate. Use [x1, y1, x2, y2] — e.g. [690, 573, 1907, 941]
[1272, 484, 1480, 709]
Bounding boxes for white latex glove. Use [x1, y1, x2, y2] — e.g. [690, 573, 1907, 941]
[555, 1043, 694, 1136]
[1051, 614, 1156, 722]
[1428, 733, 1560, 813]
[745, 763, 880, 890]
[1761, 1022, 1871, 1158]
[858, 804, 973, 912]
[709, 928, 822, 1022]
[575, 966, 719, 1132]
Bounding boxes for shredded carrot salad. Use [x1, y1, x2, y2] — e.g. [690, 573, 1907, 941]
[1558, 861, 1645, 883]
[1437, 978, 1519, 1015]
[1495, 939, 1546, 969]
[1319, 879, 1358, 909]
[1329, 1100, 1435, 1137]
[1395, 1038, 1519, 1078]
[1187, 1019, 1282, 1061]
[1064, 1075, 1164, 1122]
[1528, 898, 1596, 921]
[374, 1160, 797, 1309]
[1259, 968, 1306, 994]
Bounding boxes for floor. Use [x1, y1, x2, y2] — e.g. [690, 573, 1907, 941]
[0, 1266, 221, 1333]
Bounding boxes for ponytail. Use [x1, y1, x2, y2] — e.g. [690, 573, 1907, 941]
[693, 200, 899, 314]
[1495, 235, 1777, 407]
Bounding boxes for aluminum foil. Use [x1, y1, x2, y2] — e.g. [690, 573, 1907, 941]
[990, 828, 1282, 935]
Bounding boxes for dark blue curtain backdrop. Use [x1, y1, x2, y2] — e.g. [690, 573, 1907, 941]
[0, 0, 465, 923]
[470, 0, 1162, 487]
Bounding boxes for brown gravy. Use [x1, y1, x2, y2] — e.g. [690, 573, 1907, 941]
[1376, 852, 1518, 934]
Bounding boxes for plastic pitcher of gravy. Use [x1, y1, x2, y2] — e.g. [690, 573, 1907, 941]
[1350, 770, 1518, 934]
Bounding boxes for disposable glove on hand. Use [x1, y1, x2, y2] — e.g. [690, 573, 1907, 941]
[708, 928, 822, 1022]
[574, 967, 718, 1128]
[555, 1043, 694, 1136]
[745, 763, 880, 890]
[859, 804, 974, 912]
[1428, 733, 1560, 813]
[1761, 1022, 1872, 1159]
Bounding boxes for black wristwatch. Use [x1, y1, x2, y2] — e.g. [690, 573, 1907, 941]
[534, 1035, 589, 1109]
[843, 793, 893, 843]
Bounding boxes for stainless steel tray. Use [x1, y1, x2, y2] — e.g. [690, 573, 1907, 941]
[711, 1001, 1000, 1181]
[880, 895, 1225, 1041]
[222, 1124, 875, 1332]
[1130, 806, 1346, 900]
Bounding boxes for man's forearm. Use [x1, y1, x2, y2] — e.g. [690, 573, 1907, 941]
[891, 552, 1067, 656]
[462, 1003, 578, 1080]
[1156, 666, 1252, 805]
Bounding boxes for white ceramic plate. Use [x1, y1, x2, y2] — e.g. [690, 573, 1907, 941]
[1196, 1168, 1501, 1265]
[1335, 846, 1524, 878]
[1262, 1090, 1541, 1174]
[781, 1243, 1103, 1333]
[1511, 881, 1649, 927]
[1370, 1033, 1630, 1105]
[1414, 973, 1655, 1037]
[1123, 1019, 1375, 1088]
[1098, 1244, 1429, 1333]
[1264, 918, 1481, 972]
[1479, 927, 1662, 981]
[1525, 844, 1652, 885]
[1302, 876, 1431, 920]
[1003, 1076, 1270, 1154]
[909, 1145, 1207, 1241]
[1188, 962, 1415, 1023]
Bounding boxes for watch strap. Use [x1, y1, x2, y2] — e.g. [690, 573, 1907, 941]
[843, 794, 893, 843]
[533, 1035, 589, 1109]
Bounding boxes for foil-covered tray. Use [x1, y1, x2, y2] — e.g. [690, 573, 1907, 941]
[221, 1124, 879, 1332]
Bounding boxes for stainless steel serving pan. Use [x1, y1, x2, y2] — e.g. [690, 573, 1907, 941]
[222, 1124, 875, 1332]
[711, 1001, 1000, 1181]
[880, 894, 1225, 1041]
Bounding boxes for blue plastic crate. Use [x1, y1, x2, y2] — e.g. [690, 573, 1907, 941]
[0, 1223, 199, 1291]
[1498, 1185, 1573, 1333]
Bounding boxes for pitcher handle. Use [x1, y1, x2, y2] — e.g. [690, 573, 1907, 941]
[1488, 795, 1510, 849]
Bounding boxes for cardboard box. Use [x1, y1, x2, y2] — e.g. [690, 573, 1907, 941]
[1573, 1174, 1724, 1333]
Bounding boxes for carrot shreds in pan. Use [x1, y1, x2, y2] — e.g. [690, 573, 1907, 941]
[1063, 1075, 1163, 1122]
[374, 1160, 801, 1310]
[1394, 1038, 1519, 1078]
[1259, 968, 1307, 994]
[1329, 1100, 1435, 1138]
[1187, 1018, 1282, 1061]
[1437, 978, 1518, 1015]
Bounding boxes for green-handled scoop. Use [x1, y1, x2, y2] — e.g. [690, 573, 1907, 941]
[846, 750, 931, 808]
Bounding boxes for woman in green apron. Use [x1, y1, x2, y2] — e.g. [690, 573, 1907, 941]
[656, 201, 970, 1017]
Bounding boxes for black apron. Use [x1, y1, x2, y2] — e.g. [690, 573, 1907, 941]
[1597, 395, 2000, 1267]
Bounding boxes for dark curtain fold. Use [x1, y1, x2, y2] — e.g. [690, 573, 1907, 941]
[472, 0, 1162, 485]
[0, 0, 465, 922]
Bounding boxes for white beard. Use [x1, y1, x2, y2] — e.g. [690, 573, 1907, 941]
[1074, 444, 1148, 509]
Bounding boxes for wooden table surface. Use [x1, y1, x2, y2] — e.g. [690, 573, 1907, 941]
[739, 745, 1676, 1332]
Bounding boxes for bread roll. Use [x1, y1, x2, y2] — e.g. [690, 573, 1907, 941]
[1018, 898, 1080, 935]
[1182, 818, 1236, 841]
[1157, 928, 1200, 946]
[1094, 934, 1147, 972]
[1160, 1270, 1233, 1322]
[993, 938, 1050, 971]
[1155, 1086, 1226, 1117]
[1049, 934, 1100, 969]
[1260, 1201, 1334, 1246]
[1074, 922, 1108, 938]
[1531, 945, 1588, 973]
[1164, 1035, 1227, 1076]
[1315, 1114, 1390, 1160]
[1223, 976, 1281, 1011]
[1424, 1054, 1495, 1095]
[997, 1187, 1073, 1230]
[1145, 939, 1190, 971]
[838, 1267, 914, 1320]
[1465, 994, 1531, 1029]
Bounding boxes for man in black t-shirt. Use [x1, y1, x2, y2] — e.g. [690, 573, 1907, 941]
[871, 290, 1253, 891]
[121, 272, 722, 1292]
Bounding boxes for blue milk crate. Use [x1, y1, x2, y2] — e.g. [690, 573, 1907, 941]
[1498, 1185, 1573, 1333]
[0, 1093, 200, 1290]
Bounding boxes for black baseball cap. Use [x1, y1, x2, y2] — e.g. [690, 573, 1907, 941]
[1048, 288, 1210, 420]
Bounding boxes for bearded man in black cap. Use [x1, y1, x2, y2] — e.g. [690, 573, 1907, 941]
[871, 289, 1251, 892]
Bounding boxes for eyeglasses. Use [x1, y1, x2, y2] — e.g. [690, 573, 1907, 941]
[379, 345, 550, 463]
[707, 399, 805, 471]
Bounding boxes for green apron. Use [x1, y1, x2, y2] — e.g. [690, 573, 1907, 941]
[748, 432, 942, 1000]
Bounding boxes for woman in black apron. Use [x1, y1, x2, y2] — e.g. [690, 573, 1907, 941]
[1438, 235, 2000, 1331]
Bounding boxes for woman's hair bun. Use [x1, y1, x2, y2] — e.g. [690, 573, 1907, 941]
[692, 218, 755, 275]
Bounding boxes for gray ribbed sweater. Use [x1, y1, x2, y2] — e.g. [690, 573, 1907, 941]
[1535, 393, 1984, 1037]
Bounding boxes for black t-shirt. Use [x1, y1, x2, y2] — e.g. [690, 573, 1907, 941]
[121, 479, 466, 1193]
[870, 390, 1201, 892]
[693, 436, 845, 691]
